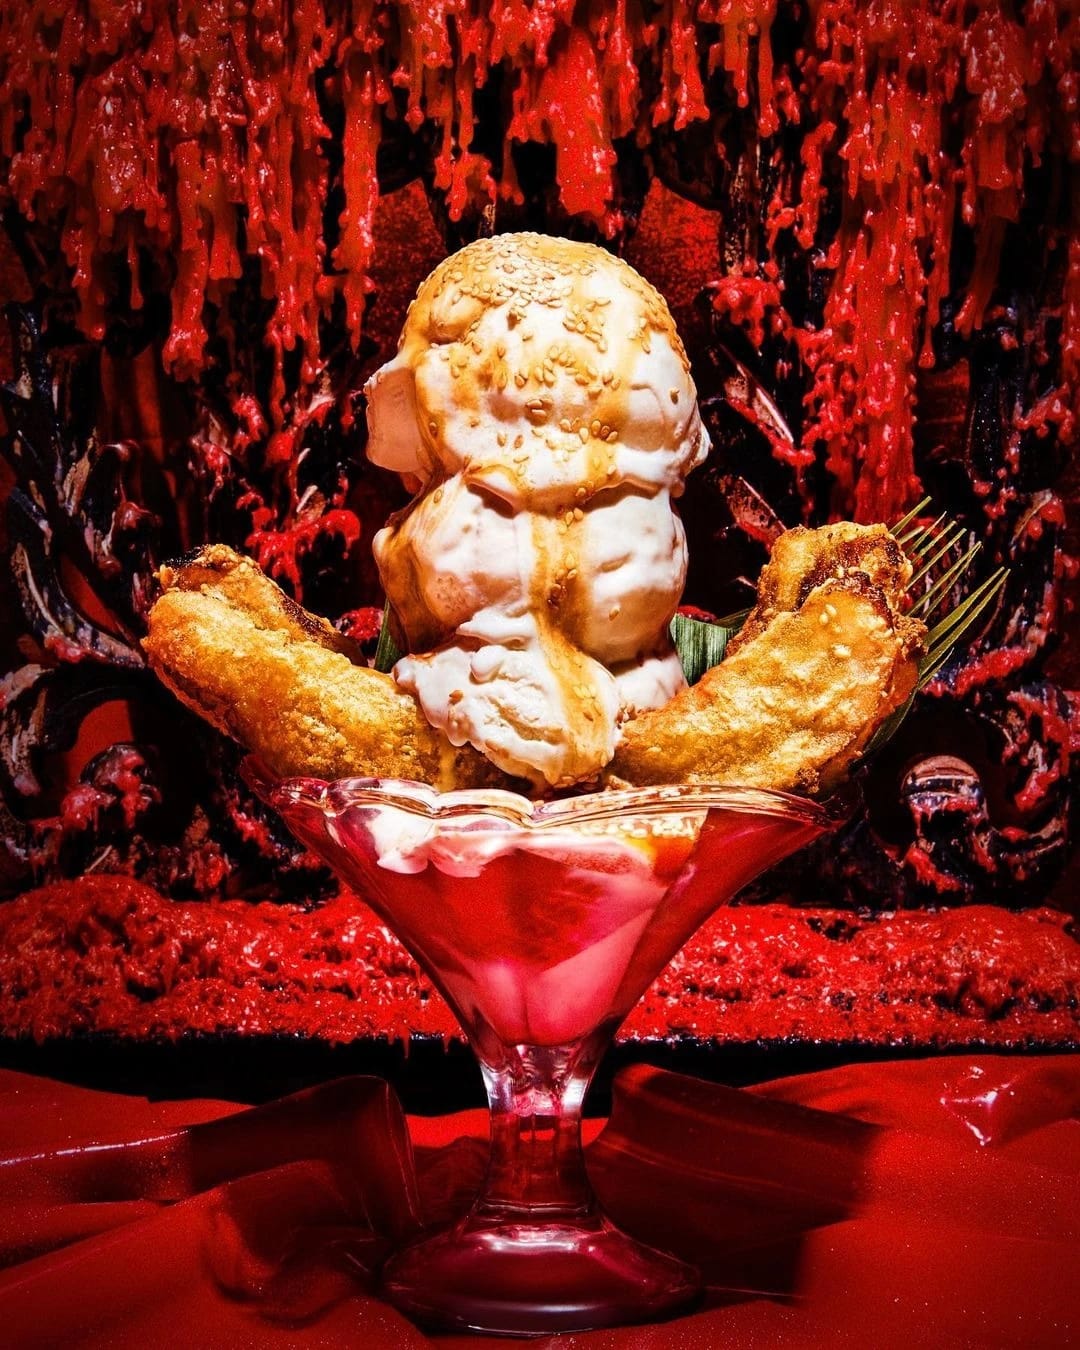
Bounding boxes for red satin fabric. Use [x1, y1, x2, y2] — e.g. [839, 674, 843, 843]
[0, 1057, 1076, 1348]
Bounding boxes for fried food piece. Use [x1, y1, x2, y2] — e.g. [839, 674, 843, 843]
[143, 547, 511, 789]
[726, 521, 911, 656]
[145, 527, 923, 797]
[154, 544, 363, 658]
[609, 530, 926, 796]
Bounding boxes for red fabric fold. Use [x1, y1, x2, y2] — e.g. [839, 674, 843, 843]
[0, 1057, 1076, 1348]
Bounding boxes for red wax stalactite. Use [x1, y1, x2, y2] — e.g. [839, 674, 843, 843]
[334, 54, 382, 343]
[0, 2, 741, 384]
[2, 1, 1075, 525]
[714, 0, 779, 135]
[788, 5, 950, 519]
[710, 263, 785, 353]
[709, 0, 1078, 521]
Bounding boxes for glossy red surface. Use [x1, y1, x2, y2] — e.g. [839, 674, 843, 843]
[0, 1056, 1076, 1347]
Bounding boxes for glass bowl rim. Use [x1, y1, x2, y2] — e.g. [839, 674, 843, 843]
[244, 758, 841, 833]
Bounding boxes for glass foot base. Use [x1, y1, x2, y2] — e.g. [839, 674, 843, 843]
[380, 1211, 701, 1336]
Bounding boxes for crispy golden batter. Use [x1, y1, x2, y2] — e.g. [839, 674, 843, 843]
[609, 531, 926, 796]
[155, 544, 363, 658]
[145, 526, 924, 798]
[726, 521, 911, 657]
[143, 547, 510, 789]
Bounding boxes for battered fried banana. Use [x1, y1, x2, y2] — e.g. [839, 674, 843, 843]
[154, 544, 363, 659]
[146, 526, 924, 798]
[609, 530, 926, 796]
[143, 546, 511, 789]
[726, 521, 911, 656]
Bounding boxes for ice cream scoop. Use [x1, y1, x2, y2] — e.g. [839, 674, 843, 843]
[365, 232, 709, 788]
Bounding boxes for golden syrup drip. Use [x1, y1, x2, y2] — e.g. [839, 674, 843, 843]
[528, 510, 611, 783]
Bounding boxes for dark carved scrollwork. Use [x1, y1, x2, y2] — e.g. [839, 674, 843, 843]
[741, 297, 1076, 911]
[0, 310, 325, 900]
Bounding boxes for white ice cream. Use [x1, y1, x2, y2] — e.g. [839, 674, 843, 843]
[365, 232, 709, 788]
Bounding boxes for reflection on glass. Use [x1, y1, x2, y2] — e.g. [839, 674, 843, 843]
[251, 766, 833, 1336]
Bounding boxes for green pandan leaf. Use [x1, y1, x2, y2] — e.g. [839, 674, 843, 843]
[373, 603, 401, 674]
[670, 613, 738, 686]
[377, 602, 740, 685]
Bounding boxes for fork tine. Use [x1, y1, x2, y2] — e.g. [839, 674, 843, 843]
[912, 541, 983, 618]
[918, 572, 1007, 685]
[891, 495, 932, 536]
[863, 505, 1008, 754]
[895, 519, 932, 549]
[925, 567, 1007, 651]
[909, 523, 967, 588]
[907, 512, 950, 556]
[897, 518, 943, 556]
[912, 526, 972, 591]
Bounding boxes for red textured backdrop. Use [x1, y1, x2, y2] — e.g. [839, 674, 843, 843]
[0, 3, 1077, 1054]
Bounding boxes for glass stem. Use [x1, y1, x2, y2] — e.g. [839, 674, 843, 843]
[475, 1032, 607, 1222]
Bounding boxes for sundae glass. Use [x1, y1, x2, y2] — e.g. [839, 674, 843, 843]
[145, 234, 905, 1333]
[251, 765, 833, 1335]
